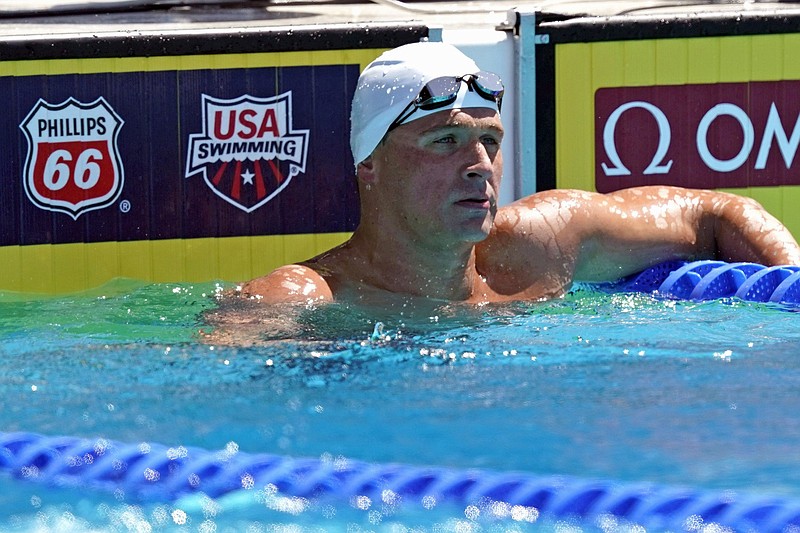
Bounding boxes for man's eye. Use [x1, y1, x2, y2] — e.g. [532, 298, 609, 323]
[434, 135, 457, 144]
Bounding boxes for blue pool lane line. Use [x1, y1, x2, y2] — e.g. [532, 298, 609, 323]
[2, 431, 800, 531]
[608, 260, 800, 304]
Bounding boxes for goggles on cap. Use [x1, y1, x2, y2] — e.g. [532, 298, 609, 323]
[387, 71, 504, 132]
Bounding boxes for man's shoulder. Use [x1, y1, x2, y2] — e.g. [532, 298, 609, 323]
[500, 189, 595, 211]
[492, 189, 599, 237]
[477, 189, 598, 295]
[240, 264, 334, 304]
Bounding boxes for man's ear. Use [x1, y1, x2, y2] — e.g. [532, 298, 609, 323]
[356, 155, 378, 184]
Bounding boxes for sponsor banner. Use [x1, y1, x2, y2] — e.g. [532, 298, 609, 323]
[595, 81, 800, 192]
[186, 93, 309, 213]
[553, 35, 800, 239]
[0, 63, 360, 247]
[20, 97, 124, 220]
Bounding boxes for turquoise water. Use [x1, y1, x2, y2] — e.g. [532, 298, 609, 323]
[1, 281, 800, 531]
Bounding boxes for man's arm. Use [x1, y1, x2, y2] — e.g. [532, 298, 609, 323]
[481, 186, 800, 294]
[199, 265, 333, 345]
[571, 186, 800, 281]
[238, 264, 334, 304]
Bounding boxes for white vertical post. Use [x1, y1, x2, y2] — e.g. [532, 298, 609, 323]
[514, 10, 539, 199]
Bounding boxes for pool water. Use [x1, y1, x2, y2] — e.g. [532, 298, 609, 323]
[1, 280, 800, 531]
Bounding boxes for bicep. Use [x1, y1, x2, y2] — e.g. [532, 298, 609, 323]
[571, 187, 714, 281]
[487, 187, 714, 288]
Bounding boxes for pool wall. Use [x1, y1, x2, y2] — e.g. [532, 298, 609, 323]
[4, 6, 800, 293]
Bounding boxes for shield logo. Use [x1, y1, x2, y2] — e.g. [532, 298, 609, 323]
[185, 93, 310, 213]
[20, 97, 125, 220]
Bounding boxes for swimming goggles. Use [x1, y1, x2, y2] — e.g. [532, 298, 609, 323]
[387, 71, 504, 131]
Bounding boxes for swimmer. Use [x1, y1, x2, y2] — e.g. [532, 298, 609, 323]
[240, 41, 800, 305]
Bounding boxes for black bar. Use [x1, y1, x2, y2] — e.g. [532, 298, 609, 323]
[0, 22, 429, 60]
[539, 10, 800, 44]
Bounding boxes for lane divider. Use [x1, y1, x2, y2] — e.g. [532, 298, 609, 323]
[609, 260, 800, 304]
[2, 431, 800, 531]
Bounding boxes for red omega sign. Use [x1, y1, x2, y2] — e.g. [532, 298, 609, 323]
[595, 81, 800, 192]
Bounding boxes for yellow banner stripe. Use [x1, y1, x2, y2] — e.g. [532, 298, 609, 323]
[0, 233, 351, 294]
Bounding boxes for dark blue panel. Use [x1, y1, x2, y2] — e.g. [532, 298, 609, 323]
[0, 62, 360, 246]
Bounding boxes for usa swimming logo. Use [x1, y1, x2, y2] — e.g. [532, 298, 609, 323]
[20, 97, 125, 220]
[185, 93, 310, 213]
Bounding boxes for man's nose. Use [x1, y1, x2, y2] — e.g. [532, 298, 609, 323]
[462, 141, 493, 181]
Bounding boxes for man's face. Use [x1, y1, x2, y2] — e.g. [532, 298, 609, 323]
[367, 107, 504, 249]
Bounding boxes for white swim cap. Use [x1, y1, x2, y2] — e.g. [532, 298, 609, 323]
[350, 41, 502, 167]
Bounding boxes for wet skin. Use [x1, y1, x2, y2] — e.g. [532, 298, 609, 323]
[237, 108, 800, 307]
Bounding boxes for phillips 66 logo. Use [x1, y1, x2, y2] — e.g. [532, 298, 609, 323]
[20, 97, 124, 219]
[185, 92, 309, 213]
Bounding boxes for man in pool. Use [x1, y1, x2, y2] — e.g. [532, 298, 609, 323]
[240, 41, 800, 305]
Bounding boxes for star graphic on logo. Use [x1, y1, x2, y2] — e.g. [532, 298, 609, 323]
[241, 169, 255, 185]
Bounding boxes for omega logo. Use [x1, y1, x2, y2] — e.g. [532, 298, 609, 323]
[594, 82, 800, 191]
[601, 101, 673, 176]
[601, 100, 800, 177]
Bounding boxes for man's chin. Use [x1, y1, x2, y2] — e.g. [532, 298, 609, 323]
[462, 222, 494, 245]
[442, 209, 495, 244]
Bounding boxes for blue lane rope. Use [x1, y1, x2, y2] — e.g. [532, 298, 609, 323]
[608, 260, 800, 304]
[2, 431, 800, 531]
